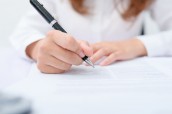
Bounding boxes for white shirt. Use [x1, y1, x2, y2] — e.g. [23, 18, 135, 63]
[10, 0, 172, 59]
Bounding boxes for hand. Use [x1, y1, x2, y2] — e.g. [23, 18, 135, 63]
[26, 30, 93, 74]
[90, 38, 147, 66]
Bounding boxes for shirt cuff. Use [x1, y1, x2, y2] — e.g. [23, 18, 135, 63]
[137, 35, 165, 57]
[16, 34, 45, 62]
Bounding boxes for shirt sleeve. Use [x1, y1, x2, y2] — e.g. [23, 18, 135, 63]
[137, 0, 172, 57]
[9, 0, 57, 60]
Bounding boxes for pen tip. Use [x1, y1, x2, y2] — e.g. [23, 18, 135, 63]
[84, 58, 95, 68]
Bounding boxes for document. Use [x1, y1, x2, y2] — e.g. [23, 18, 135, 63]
[6, 57, 172, 114]
[19, 58, 170, 94]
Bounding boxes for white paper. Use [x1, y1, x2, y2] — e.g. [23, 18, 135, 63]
[5, 57, 172, 114]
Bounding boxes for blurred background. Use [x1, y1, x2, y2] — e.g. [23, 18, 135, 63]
[0, 0, 31, 48]
[0, 0, 159, 49]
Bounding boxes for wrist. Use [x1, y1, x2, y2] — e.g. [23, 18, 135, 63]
[26, 40, 40, 61]
[133, 38, 147, 57]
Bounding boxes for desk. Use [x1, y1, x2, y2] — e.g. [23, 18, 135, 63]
[1, 48, 172, 89]
[0, 48, 32, 89]
[1, 48, 172, 114]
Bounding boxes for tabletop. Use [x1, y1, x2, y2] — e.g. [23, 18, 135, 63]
[1, 48, 172, 89]
[1, 48, 172, 114]
[0, 48, 32, 89]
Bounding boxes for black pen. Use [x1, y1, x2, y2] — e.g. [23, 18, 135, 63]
[30, 0, 94, 68]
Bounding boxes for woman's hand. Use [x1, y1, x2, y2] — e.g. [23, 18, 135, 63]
[26, 30, 93, 74]
[90, 38, 147, 66]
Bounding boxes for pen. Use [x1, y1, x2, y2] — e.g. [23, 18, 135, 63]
[30, 0, 94, 68]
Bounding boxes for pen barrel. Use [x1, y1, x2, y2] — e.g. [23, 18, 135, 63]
[30, 0, 54, 23]
[30, 0, 67, 33]
[82, 56, 88, 61]
[30, 0, 93, 66]
[53, 23, 67, 33]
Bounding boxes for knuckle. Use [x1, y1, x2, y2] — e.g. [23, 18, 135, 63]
[47, 30, 62, 41]
[39, 42, 51, 53]
[39, 44, 46, 52]
[47, 30, 54, 38]
[39, 45, 47, 53]
[47, 30, 57, 37]
[65, 35, 80, 53]
[66, 35, 75, 46]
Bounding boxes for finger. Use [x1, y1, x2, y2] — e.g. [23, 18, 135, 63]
[79, 41, 93, 57]
[37, 63, 65, 74]
[90, 49, 109, 64]
[91, 43, 103, 53]
[46, 56, 72, 71]
[37, 50, 70, 73]
[47, 30, 82, 55]
[50, 43, 83, 65]
[99, 53, 118, 66]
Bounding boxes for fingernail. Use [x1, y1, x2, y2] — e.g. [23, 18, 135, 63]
[79, 52, 85, 57]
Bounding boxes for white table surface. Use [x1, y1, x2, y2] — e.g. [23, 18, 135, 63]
[1, 48, 172, 90]
[1, 48, 172, 114]
[0, 48, 32, 89]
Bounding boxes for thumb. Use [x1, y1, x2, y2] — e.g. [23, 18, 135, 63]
[77, 40, 93, 57]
